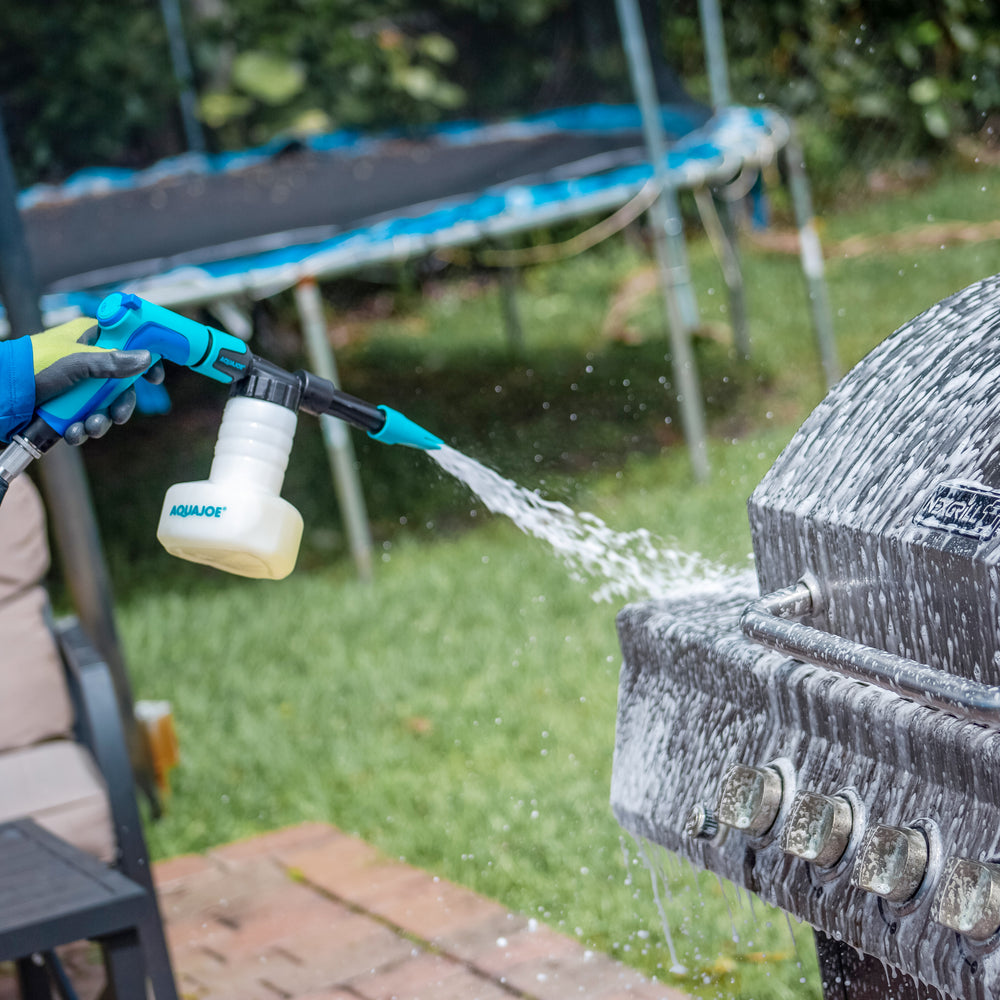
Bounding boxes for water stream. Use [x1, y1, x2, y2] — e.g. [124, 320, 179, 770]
[430, 444, 747, 602]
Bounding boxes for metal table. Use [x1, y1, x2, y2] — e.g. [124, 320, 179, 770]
[0, 818, 149, 998]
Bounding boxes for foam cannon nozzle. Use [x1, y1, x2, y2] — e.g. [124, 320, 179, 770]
[157, 358, 442, 581]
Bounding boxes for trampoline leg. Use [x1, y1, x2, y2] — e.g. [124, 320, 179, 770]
[615, 0, 709, 482]
[294, 278, 375, 582]
[697, 0, 732, 110]
[694, 187, 750, 359]
[780, 130, 840, 388]
[498, 264, 525, 354]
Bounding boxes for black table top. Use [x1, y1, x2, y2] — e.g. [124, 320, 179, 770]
[0, 818, 146, 958]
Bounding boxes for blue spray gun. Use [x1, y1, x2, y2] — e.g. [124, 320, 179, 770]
[0, 292, 442, 579]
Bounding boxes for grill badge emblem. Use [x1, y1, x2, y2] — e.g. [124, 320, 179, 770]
[913, 481, 1000, 540]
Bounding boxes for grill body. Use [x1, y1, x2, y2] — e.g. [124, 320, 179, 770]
[751, 275, 1000, 684]
[611, 275, 1000, 999]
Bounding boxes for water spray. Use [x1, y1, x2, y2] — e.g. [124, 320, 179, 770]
[0, 292, 441, 579]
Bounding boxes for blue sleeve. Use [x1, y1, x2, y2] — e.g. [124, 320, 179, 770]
[0, 337, 35, 442]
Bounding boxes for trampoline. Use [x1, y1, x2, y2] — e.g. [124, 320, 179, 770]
[20, 103, 781, 313]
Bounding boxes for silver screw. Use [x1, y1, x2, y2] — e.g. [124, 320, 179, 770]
[685, 803, 720, 840]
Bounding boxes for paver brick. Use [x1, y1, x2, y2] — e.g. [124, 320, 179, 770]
[204, 881, 355, 960]
[255, 922, 417, 996]
[184, 966, 289, 1000]
[470, 922, 584, 978]
[166, 857, 354, 973]
[500, 950, 662, 1000]
[171, 940, 234, 986]
[165, 914, 238, 963]
[158, 858, 283, 923]
[347, 950, 460, 999]
[280, 835, 383, 893]
[421, 969, 512, 1000]
[367, 874, 511, 943]
[294, 992, 360, 1000]
[316, 858, 428, 910]
[436, 906, 529, 963]
[154, 851, 218, 889]
[180, 947, 298, 998]
[211, 822, 342, 866]
[270, 907, 413, 964]
[351, 952, 511, 1000]
[155, 859, 230, 916]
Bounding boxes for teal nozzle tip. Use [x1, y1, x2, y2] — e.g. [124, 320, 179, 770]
[369, 405, 443, 450]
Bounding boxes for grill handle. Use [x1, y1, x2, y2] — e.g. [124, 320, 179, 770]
[740, 574, 1000, 728]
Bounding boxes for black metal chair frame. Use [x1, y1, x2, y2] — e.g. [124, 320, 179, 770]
[4, 618, 180, 1000]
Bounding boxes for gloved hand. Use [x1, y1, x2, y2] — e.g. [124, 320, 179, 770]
[30, 317, 163, 444]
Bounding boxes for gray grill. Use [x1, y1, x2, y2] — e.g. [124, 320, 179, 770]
[611, 274, 1000, 1000]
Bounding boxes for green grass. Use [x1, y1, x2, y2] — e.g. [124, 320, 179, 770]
[102, 160, 1000, 998]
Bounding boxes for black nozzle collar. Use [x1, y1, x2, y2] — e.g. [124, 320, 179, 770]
[231, 356, 302, 411]
[296, 369, 386, 435]
[230, 356, 387, 435]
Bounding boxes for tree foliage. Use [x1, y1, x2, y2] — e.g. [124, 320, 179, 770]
[1, 0, 998, 188]
[0, 0, 177, 181]
[668, 0, 1000, 172]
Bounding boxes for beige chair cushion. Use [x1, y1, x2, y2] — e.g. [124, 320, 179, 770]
[0, 586, 74, 752]
[0, 476, 49, 604]
[0, 740, 116, 863]
[0, 475, 115, 865]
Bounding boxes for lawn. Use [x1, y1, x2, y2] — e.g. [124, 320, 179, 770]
[102, 159, 1000, 998]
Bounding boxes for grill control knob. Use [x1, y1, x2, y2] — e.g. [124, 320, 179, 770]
[934, 857, 1000, 941]
[782, 792, 853, 868]
[852, 824, 928, 903]
[716, 764, 783, 836]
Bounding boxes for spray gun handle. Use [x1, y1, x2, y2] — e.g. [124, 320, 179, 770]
[35, 293, 250, 436]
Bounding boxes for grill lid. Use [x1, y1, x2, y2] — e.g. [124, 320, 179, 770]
[749, 273, 1000, 685]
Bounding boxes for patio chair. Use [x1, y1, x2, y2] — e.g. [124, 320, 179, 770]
[0, 474, 179, 1000]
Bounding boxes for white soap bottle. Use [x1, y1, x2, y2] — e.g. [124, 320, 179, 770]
[157, 395, 304, 580]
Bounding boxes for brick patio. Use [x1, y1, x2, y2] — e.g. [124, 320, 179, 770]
[0, 822, 687, 1000]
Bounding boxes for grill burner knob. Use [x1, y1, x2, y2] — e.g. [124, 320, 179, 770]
[782, 792, 853, 868]
[852, 824, 929, 903]
[934, 857, 1000, 941]
[716, 764, 783, 836]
